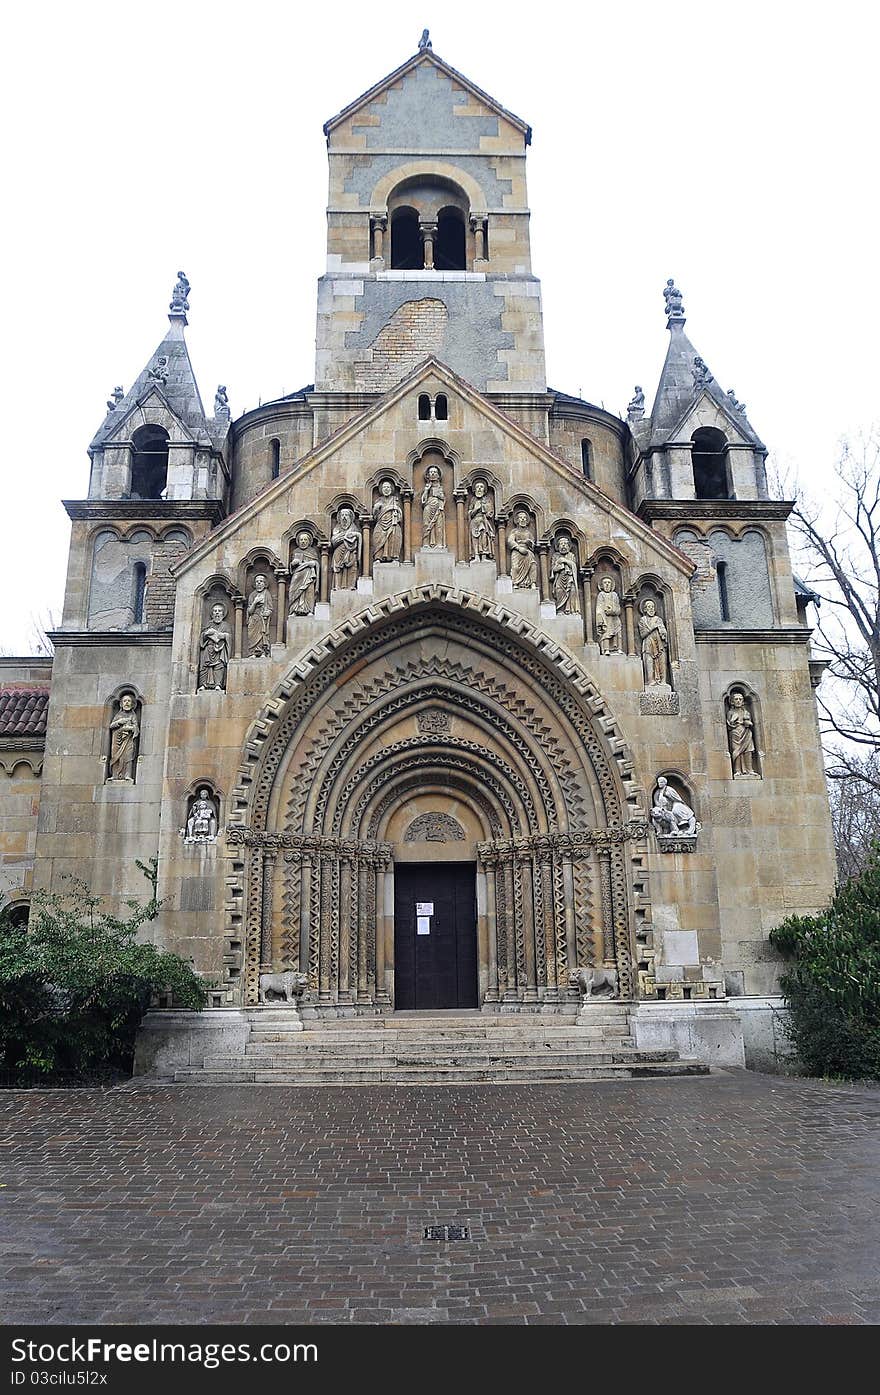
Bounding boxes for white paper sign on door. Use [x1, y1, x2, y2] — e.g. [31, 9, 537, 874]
[416, 916, 431, 935]
[416, 902, 434, 915]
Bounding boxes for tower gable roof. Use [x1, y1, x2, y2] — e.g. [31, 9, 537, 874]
[649, 321, 765, 451]
[323, 46, 531, 145]
[90, 318, 211, 451]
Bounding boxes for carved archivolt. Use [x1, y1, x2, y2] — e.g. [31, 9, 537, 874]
[222, 586, 653, 1007]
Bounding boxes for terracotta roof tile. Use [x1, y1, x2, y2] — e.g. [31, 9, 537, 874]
[0, 687, 50, 738]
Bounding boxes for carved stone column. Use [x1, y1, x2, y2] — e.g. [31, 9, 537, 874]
[582, 567, 594, 646]
[482, 850, 500, 1003]
[370, 216, 386, 263]
[357, 855, 370, 1004]
[233, 595, 245, 659]
[402, 493, 413, 563]
[496, 513, 509, 576]
[598, 849, 613, 963]
[420, 221, 437, 270]
[319, 543, 330, 604]
[502, 849, 517, 1001]
[275, 567, 288, 644]
[375, 848, 392, 1007]
[319, 853, 332, 1002]
[362, 516, 372, 577]
[454, 490, 467, 561]
[260, 849, 276, 971]
[470, 215, 487, 262]
[623, 593, 636, 656]
[513, 851, 531, 999]
[537, 542, 551, 602]
[339, 846, 355, 1004]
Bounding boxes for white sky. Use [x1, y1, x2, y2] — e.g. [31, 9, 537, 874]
[1, 0, 877, 654]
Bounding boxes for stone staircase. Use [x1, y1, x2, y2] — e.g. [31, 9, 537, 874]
[171, 1005, 710, 1085]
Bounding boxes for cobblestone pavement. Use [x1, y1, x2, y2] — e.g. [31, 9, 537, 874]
[1, 1072, 880, 1325]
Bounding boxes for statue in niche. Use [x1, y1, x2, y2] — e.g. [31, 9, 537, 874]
[185, 789, 218, 843]
[372, 480, 403, 563]
[595, 576, 622, 655]
[507, 510, 537, 589]
[650, 777, 698, 839]
[246, 573, 274, 657]
[420, 465, 446, 549]
[550, 536, 580, 614]
[288, 532, 319, 616]
[727, 691, 758, 777]
[198, 602, 232, 691]
[468, 480, 496, 561]
[107, 692, 140, 783]
[638, 598, 669, 687]
[330, 508, 361, 590]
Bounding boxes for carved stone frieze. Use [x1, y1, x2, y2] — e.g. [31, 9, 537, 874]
[404, 812, 466, 842]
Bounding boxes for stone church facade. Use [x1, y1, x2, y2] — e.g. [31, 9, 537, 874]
[0, 40, 836, 1068]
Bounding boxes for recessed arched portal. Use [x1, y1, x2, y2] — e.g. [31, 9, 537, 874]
[226, 590, 652, 1012]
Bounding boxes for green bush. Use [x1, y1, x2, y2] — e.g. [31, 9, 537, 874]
[0, 861, 206, 1077]
[770, 845, 880, 1080]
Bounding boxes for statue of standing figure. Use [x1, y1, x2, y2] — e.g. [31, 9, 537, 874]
[507, 510, 537, 589]
[468, 480, 496, 561]
[595, 577, 622, 654]
[421, 466, 446, 549]
[331, 508, 361, 590]
[288, 532, 319, 616]
[246, 574, 273, 657]
[638, 599, 669, 687]
[198, 603, 232, 691]
[727, 691, 757, 776]
[107, 692, 140, 782]
[550, 536, 580, 615]
[185, 789, 218, 842]
[372, 480, 403, 563]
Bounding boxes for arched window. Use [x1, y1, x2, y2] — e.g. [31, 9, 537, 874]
[130, 425, 169, 499]
[390, 207, 422, 269]
[132, 561, 148, 623]
[434, 394, 448, 421]
[692, 427, 731, 499]
[435, 207, 466, 271]
[5, 902, 30, 931]
[581, 439, 592, 480]
[270, 438, 281, 480]
[418, 393, 432, 421]
[716, 559, 730, 621]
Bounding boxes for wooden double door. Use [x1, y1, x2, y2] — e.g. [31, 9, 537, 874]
[393, 862, 478, 1010]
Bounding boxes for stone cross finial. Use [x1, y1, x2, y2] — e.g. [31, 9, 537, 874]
[627, 385, 645, 422]
[169, 270, 190, 317]
[106, 385, 124, 412]
[663, 278, 685, 323]
[692, 356, 713, 391]
[418, 28, 432, 49]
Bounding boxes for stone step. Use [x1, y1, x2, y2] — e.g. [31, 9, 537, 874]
[246, 1028, 634, 1047]
[243, 1039, 638, 1059]
[172, 1060, 709, 1085]
[204, 1046, 674, 1069]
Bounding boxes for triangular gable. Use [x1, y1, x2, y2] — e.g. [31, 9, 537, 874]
[102, 385, 200, 447]
[649, 323, 764, 450]
[174, 356, 691, 580]
[91, 319, 210, 450]
[661, 387, 764, 452]
[323, 47, 531, 144]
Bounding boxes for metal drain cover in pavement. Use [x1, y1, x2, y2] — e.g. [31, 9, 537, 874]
[424, 1225, 470, 1241]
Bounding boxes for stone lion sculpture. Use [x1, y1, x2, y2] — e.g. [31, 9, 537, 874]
[258, 969, 309, 1004]
[570, 966, 618, 998]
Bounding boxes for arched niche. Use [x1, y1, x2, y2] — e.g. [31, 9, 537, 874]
[692, 427, 733, 500]
[130, 425, 169, 500]
[182, 781, 222, 844]
[723, 682, 763, 779]
[194, 577, 236, 693]
[103, 685, 143, 784]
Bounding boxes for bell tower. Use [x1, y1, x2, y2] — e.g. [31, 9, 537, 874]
[315, 35, 546, 398]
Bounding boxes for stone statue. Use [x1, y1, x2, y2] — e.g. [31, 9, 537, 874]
[727, 691, 757, 776]
[421, 466, 446, 549]
[627, 385, 645, 422]
[331, 508, 361, 589]
[107, 385, 124, 412]
[663, 278, 684, 319]
[418, 28, 432, 49]
[198, 603, 232, 691]
[726, 388, 746, 415]
[372, 479, 403, 562]
[148, 355, 169, 387]
[650, 777, 698, 838]
[571, 966, 618, 998]
[107, 692, 139, 782]
[638, 599, 669, 687]
[169, 270, 190, 315]
[288, 532, 319, 616]
[246, 574, 273, 657]
[468, 480, 496, 561]
[507, 510, 537, 589]
[595, 576, 622, 655]
[550, 536, 580, 615]
[185, 789, 218, 842]
[693, 356, 713, 390]
[214, 385, 229, 415]
[258, 969, 309, 1004]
